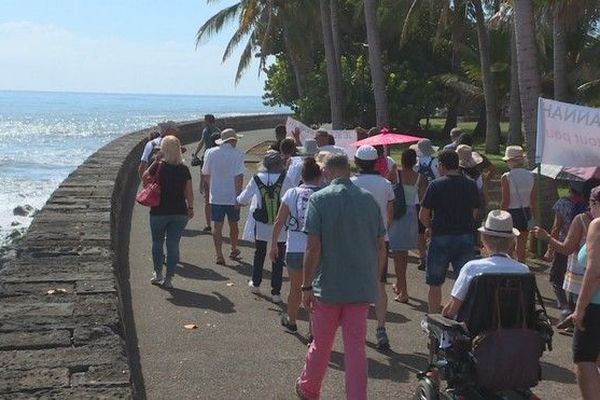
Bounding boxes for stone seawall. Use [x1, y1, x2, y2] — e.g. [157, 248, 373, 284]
[0, 114, 289, 399]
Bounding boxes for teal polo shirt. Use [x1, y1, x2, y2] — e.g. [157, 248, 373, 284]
[303, 178, 385, 304]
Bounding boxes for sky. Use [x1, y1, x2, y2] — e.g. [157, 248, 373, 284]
[0, 0, 267, 96]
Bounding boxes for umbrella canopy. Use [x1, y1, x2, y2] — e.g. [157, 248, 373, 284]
[350, 128, 421, 147]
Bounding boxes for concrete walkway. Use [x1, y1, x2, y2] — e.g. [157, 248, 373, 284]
[129, 128, 578, 399]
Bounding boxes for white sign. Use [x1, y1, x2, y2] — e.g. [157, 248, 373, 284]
[536, 98, 600, 167]
[285, 117, 357, 157]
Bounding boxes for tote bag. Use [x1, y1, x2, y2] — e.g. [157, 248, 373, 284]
[136, 162, 163, 207]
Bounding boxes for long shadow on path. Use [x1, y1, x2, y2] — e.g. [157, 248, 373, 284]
[164, 287, 236, 314]
[177, 261, 228, 281]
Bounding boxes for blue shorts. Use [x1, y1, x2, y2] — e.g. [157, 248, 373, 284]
[285, 252, 304, 270]
[426, 234, 474, 286]
[210, 204, 240, 223]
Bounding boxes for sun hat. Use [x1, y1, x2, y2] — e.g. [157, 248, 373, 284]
[158, 120, 179, 136]
[456, 144, 484, 169]
[215, 128, 243, 145]
[502, 145, 525, 161]
[297, 139, 319, 156]
[478, 210, 520, 238]
[355, 145, 378, 161]
[314, 151, 331, 168]
[410, 138, 439, 157]
[259, 150, 285, 173]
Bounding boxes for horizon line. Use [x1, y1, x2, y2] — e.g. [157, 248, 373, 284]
[0, 88, 266, 98]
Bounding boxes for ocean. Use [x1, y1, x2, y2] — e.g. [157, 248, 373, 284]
[0, 90, 289, 245]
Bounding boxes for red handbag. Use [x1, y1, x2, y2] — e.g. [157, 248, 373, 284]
[136, 162, 163, 207]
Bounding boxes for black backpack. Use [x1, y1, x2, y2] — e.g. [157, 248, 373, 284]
[252, 173, 287, 224]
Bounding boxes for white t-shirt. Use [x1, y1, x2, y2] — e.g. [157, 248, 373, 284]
[504, 168, 534, 208]
[318, 145, 347, 155]
[351, 174, 395, 240]
[386, 156, 396, 171]
[202, 143, 245, 205]
[281, 185, 320, 253]
[237, 172, 293, 242]
[287, 156, 304, 187]
[451, 255, 530, 301]
[140, 137, 162, 162]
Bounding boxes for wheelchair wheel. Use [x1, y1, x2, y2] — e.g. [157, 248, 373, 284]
[414, 378, 439, 400]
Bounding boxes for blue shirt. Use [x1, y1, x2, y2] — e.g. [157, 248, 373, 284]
[303, 178, 385, 304]
[577, 245, 600, 305]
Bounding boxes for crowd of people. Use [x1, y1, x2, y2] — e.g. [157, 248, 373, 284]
[138, 117, 600, 400]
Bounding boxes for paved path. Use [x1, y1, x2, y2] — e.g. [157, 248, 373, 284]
[129, 128, 578, 399]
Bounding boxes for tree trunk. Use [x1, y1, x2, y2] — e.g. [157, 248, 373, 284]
[282, 25, 305, 98]
[319, 0, 344, 128]
[553, 7, 569, 101]
[330, 0, 342, 74]
[443, 104, 458, 136]
[509, 28, 523, 145]
[364, 0, 389, 127]
[473, 105, 486, 139]
[513, 0, 542, 163]
[473, 0, 500, 154]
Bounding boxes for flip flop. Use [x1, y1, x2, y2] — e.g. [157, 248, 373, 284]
[229, 249, 241, 260]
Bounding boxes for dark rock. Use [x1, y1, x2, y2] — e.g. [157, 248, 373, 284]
[10, 221, 20, 227]
[12, 205, 33, 217]
[0, 367, 70, 394]
[0, 330, 71, 351]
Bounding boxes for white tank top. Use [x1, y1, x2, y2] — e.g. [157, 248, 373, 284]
[504, 168, 534, 208]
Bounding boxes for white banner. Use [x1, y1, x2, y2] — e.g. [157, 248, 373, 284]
[285, 117, 357, 157]
[536, 98, 600, 167]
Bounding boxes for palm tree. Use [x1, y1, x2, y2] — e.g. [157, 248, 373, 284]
[319, 0, 344, 127]
[364, 0, 389, 127]
[508, 28, 523, 145]
[472, 0, 501, 153]
[512, 0, 542, 162]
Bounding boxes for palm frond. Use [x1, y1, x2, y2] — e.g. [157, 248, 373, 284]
[435, 73, 484, 102]
[235, 35, 255, 84]
[196, 3, 242, 47]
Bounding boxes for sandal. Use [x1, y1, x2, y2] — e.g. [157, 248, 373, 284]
[229, 249, 241, 260]
[392, 283, 400, 295]
[216, 257, 226, 266]
[394, 294, 409, 304]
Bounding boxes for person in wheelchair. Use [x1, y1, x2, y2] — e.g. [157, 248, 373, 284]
[415, 210, 553, 399]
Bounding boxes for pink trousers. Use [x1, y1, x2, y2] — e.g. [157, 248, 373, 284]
[298, 300, 369, 400]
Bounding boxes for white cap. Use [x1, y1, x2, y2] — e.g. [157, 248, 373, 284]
[355, 145, 378, 161]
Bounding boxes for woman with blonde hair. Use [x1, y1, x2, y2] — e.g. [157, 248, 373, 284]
[500, 145, 536, 262]
[142, 135, 194, 289]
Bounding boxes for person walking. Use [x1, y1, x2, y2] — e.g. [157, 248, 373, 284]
[192, 114, 220, 233]
[237, 150, 293, 303]
[419, 150, 480, 314]
[138, 121, 179, 179]
[295, 153, 386, 400]
[500, 145, 536, 263]
[351, 145, 394, 350]
[270, 157, 322, 334]
[388, 148, 424, 303]
[142, 136, 194, 289]
[443, 127, 463, 151]
[570, 189, 600, 399]
[201, 128, 245, 265]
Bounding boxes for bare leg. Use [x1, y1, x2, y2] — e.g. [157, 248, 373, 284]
[229, 221, 239, 252]
[418, 233, 427, 262]
[212, 222, 224, 260]
[515, 231, 528, 263]
[204, 200, 211, 229]
[428, 285, 442, 314]
[392, 251, 408, 301]
[576, 362, 600, 400]
[287, 268, 303, 324]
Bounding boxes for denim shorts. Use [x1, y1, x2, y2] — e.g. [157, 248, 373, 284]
[285, 252, 304, 270]
[210, 204, 240, 223]
[426, 234, 474, 286]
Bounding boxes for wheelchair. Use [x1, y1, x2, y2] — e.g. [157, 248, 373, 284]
[414, 273, 553, 400]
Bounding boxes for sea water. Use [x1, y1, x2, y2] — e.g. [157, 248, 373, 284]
[0, 90, 288, 244]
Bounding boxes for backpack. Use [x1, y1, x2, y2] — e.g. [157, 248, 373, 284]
[287, 186, 319, 232]
[149, 138, 162, 163]
[417, 158, 436, 183]
[252, 173, 287, 225]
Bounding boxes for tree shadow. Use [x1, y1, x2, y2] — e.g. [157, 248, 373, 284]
[164, 288, 236, 314]
[176, 261, 228, 281]
[181, 229, 211, 238]
[367, 306, 410, 325]
[540, 361, 576, 384]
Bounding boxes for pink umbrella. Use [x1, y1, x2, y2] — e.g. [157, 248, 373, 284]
[350, 127, 422, 147]
[562, 166, 600, 181]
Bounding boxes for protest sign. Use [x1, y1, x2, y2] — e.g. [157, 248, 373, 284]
[536, 98, 600, 167]
[285, 117, 357, 156]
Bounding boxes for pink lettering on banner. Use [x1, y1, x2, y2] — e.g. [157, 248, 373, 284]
[546, 129, 572, 145]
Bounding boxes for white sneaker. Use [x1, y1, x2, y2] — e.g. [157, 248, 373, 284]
[248, 280, 260, 294]
[272, 294, 283, 304]
[150, 272, 163, 286]
[162, 276, 173, 289]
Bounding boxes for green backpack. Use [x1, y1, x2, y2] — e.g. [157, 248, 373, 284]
[252, 173, 286, 225]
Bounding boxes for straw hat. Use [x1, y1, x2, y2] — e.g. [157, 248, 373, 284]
[502, 145, 525, 161]
[259, 150, 285, 173]
[478, 210, 520, 238]
[215, 128, 243, 145]
[410, 138, 439, 157]
[314, 151, 331, 168]
[456, 144, 484, 169]
[297, 139, 319, 156]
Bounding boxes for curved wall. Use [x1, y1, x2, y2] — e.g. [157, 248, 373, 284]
[0, 114, 289, 399]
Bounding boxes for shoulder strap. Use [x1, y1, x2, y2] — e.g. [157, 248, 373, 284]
[427, 158, 434, 168]
[276, 171, 287, 186]
[253, 175, 264, 189]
